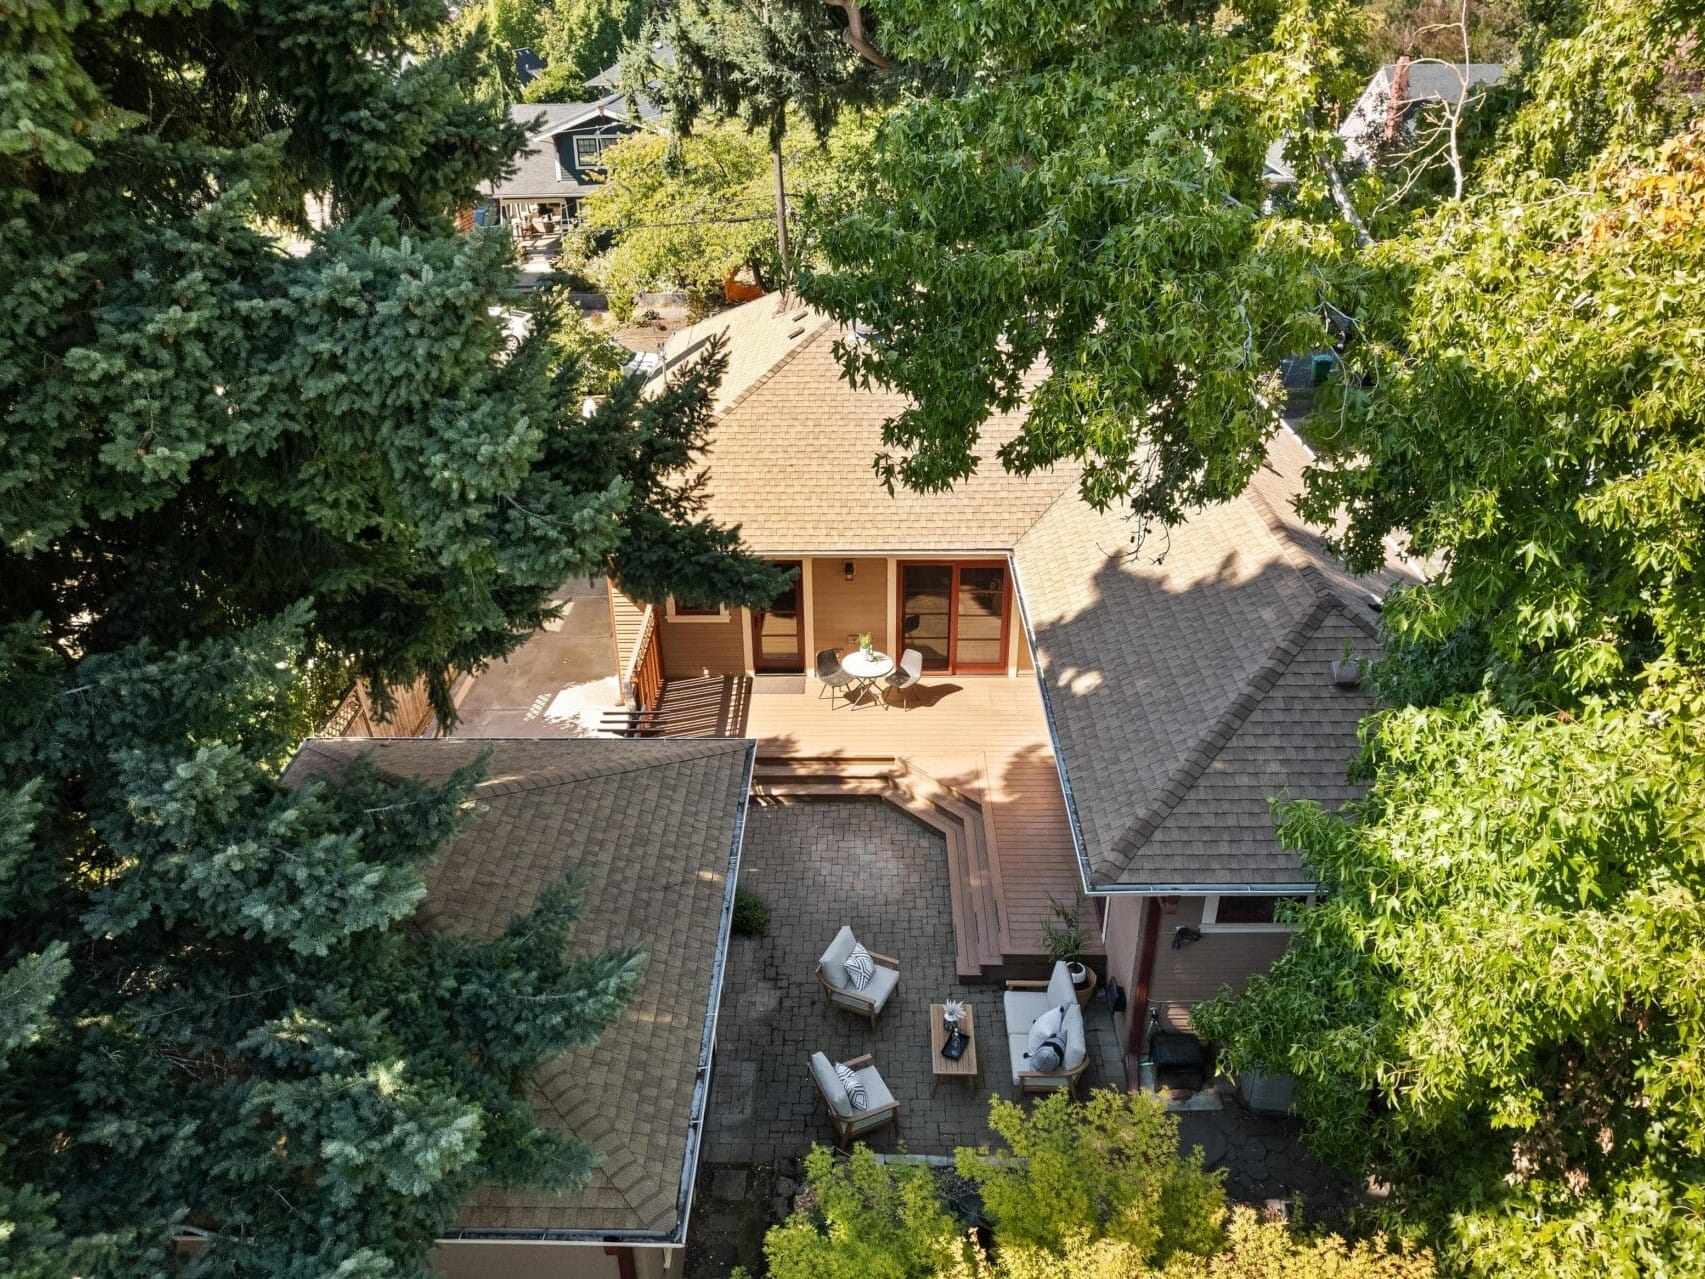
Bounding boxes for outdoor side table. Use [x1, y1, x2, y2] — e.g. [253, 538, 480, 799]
[840, 649, 895, 709]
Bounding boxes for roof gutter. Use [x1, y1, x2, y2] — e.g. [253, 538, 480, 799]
[440, 740, 758, 1248]
[1088, 880, 1319, 896]
[1006, 554, 1097, 900]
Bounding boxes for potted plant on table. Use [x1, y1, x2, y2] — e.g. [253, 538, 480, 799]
[1042, 895, 1097, 1006]
[857, 632, 876, 660]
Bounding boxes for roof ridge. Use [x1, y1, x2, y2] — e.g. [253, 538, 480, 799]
[1010, 462, 1093, 550]
[292, 736, 748, 797]
[1242, 457, 1382, 640]
[472, 741, 745, 799]
[711, 313, 836, 422]
[1101, 599, 1335, 879]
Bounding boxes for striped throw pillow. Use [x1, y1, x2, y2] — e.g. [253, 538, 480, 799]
[834, 1061, 869, 1110]
[843, 941, 875, 991]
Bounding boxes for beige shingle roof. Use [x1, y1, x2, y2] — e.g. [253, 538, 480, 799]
[656, 297, 1078, 552]
[665, 297, 1415, 889]
[281, 736, 753, 1239]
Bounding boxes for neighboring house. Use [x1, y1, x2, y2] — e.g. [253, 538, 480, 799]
[1264, 60, 1506, 183]
[615, 295, 1412, 1067]
[482, 93, 661, 228]
[280, 737, 755, 1279]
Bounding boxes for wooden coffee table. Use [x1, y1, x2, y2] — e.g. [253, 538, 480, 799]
[929, 1003, 979, 1095]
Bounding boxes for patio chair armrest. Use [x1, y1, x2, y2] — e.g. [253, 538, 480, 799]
[1005, 979, 1049, 990]
[866, 950, 900, 967]
[842, 1054, 875, 1069]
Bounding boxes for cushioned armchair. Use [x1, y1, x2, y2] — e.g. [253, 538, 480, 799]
[809, 1052, 900, 1145]
[816, 925, 899, 1028]
[1003, 961, 1090, 1098]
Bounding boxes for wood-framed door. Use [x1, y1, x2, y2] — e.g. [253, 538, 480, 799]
[896, 560, 1011, 675]
[750, 561, 805, 673]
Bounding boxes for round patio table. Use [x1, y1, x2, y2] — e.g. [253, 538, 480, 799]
[840, 649, 894, 709]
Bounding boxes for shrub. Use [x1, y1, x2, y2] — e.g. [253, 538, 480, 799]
[731, 885, 769, 937]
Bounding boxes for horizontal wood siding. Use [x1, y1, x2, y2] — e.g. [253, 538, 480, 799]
[810, 557, 889, 658]
[1147, 896, 1290, 1031]
[659, 611, 747, 679]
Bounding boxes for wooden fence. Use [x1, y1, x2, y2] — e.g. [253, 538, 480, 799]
[322, 677, 439, 739]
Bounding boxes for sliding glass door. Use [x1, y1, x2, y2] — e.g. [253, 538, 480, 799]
[898, 561, 1011, 674]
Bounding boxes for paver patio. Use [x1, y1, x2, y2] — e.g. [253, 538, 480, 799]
[705, 798, 1124, 1161]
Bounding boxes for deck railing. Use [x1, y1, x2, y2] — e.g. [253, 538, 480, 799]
[623, 605, 664, 712]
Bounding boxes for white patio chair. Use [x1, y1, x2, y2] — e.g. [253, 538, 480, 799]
[815, 925, 899, 1028]
[883, 647, 925, 711]
[809, 1051, 900, 1145]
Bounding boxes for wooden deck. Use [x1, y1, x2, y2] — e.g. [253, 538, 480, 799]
[735, 675, 1093, 970]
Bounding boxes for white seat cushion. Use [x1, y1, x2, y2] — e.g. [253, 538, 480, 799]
[1003, 989, 1053, 1029]
[818, 926, 856, 992]
[854, 1064, 894, 1111]
[859, 962, 898, 1012]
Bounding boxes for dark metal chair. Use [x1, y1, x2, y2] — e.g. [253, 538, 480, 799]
[883, 648, 925, 711]
[816, 647, 855, 708]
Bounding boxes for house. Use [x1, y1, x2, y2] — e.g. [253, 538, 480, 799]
[603, 295, 1411, 1068]
[1264, 60, 1506, 183]
[481, 93, 661, 229]
[280, 736, 755, 1279]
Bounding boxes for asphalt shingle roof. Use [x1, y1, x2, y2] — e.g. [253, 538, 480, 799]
[280, 736, 753, 1238]
[666, 296, 1412, 891]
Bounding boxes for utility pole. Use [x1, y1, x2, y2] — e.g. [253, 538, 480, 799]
[772, 131, 790, 297]
[761, 2, 791, 302]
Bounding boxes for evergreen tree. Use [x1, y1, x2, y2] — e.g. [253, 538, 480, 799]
[0, 0, 784, 724]
[0, 613, 644, 1275]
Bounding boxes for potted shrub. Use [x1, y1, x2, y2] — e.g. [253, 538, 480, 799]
[1331, 638, 1362, 688]
[1041, 896, 1097, 1005]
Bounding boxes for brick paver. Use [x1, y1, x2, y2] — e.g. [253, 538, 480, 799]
[706, 798, 1123, 1161]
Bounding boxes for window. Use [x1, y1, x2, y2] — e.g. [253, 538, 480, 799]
[1200, 894, 1311, 929]
[665, 598, 727, 623]
[574, 133, 614, 169]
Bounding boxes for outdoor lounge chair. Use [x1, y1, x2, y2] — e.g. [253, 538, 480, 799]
[815, 646, 855, 708]
[809, 1051, 900, 1145]
[1003, 961, 1091, 1098]
[816, 925, 899, 1027]
[883, 647, 924, 710]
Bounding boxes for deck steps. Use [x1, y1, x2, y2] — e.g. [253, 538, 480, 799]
[751, 754, 1008, 980]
